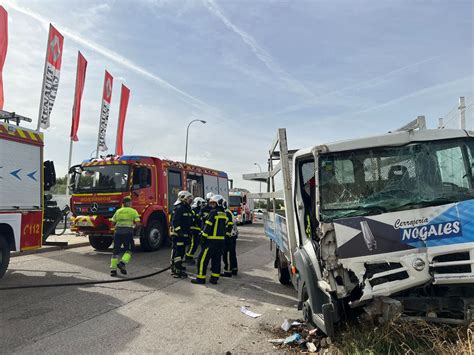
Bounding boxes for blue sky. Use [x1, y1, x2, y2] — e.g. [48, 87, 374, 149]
[2, 0, 473, 190]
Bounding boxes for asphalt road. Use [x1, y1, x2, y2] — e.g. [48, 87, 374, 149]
[0, 224, 300, 354]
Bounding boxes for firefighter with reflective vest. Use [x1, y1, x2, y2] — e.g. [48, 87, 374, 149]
[222, 199, 238, 277]
[185, 197, 205, 264]
[110, 196, 141, 277]
[191, 194, 228, 285]
[199, 192, 214, 226]
[170, 191, 194, 278]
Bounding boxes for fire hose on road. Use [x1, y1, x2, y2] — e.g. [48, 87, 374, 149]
[0, 265, 171, 291]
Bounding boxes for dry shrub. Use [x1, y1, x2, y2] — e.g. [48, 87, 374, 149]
[333, 320, 473, 355]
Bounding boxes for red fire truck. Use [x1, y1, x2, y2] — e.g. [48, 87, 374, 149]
[69, 155, 229, 251]
[0, 111, 66, 278]
[229, 188, 253, 225]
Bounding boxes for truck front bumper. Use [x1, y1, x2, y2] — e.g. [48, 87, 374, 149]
[71, 215, 114, 235]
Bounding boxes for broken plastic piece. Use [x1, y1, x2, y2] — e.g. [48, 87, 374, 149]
[240, 306, 261, 318]
[308, 328, 318, 336]
[306, 342, 317, 352]
[281, 319, 291, 331]
[283, 333, 302, 345]
[268, 339, 285, 345]
[291, 321, 302, 326]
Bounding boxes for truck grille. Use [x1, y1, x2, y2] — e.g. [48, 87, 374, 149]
[74, 203, 118, 218]
[364, 262, 410, 287]
[431, 252, 472, 274]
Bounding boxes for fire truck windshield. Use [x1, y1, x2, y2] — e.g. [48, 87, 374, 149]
[73, 165, 130, 193]
[229, 196, 242, 207]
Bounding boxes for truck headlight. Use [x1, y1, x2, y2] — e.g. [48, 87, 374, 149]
[412, 258, 426, 271]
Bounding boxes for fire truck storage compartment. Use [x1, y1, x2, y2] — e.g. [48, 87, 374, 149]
[218, 176, 229, 201]
[187, 174, 204, 198]
[0, 138, 41, 210]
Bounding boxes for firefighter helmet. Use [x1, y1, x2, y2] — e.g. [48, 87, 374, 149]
[192, 197, 205, 208]
[206, 192, 214, 200]
[175, 191, 193, 205]
[210, 194, 224, 206]
[222, 199, 228, 209]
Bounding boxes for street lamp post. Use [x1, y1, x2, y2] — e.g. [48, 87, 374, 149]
[185, 119, 206, 164]
[254, 162, 262, 193]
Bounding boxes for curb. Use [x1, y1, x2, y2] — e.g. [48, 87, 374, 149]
[11, 241, 91, 258]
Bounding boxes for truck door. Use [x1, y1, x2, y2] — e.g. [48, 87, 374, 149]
[131, 165, 155, 215]
[295, 156, 318, 245]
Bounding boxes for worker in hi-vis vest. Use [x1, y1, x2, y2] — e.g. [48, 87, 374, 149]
[110, 196, 141, 277]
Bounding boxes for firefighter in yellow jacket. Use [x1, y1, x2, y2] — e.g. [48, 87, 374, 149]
[110, 196, 141, 276]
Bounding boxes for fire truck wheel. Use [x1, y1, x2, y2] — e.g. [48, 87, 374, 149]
[0, 236, 11, 279]
[89, 235, 113, 251]
[141, 220, 164, 252]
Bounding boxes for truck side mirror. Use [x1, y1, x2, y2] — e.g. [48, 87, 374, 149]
[43, 161, 56, 191]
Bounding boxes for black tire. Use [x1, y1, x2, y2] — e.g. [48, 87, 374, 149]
[140, 220, 164, 252]
[277, 256, 291, 285]
[89, 235, 113, 251]
[0, 235, 11, 279]
[302, 286, 313, 324]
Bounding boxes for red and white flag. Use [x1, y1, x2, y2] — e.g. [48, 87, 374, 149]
[97, 70, 113, 152]
[38, 24, 64, 130]
[70, 51, 87, 142]
[115, 84, 130, 156]
[0, 6, 8, 110]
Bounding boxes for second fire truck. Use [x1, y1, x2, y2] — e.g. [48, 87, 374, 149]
[69, 156, 229, 251]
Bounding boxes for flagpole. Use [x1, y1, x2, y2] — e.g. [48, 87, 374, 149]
[65, 138, 73, 203]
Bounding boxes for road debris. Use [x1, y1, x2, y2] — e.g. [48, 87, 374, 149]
[283, 333, 301, 344]
[264, 319, 333, 352]
[281, 319, 291, 331]
[240, 306, 261, 318]
[306, 342, 317, 352]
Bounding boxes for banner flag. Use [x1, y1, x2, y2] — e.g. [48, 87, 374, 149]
[97, 70, 113, 152]
[38, 24, 64, 130]
[115, 84, 130, 156]
[70, 51, 87, 141]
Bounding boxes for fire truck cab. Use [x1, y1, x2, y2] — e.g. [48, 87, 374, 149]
[0, 111, 65, 279]
[229, 189, 253, 225]
[69, 155, 229, 251]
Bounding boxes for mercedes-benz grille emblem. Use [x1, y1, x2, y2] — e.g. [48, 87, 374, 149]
[90, 202, 99, 213]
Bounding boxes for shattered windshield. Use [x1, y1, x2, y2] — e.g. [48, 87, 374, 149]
[73, 165, 130, 193]
[319, 138, 474, 221]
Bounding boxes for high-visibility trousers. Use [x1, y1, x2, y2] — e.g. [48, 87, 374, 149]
[186, 231, 201, 258]
[171, 235, 188, 270]
[223, 237, 238, 274]
[110, 227, 134, 270]
[195, 239, 225, 280]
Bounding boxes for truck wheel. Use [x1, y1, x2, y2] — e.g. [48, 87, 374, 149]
[0, 235, 11, 279]
[141, 220, 164, 252]
[302, 286, 313, 324]
[89, 235, 113, 251]
[278, 256, 291, 285]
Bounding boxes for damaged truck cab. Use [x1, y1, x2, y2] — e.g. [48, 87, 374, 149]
[245, 120, 474, 336]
